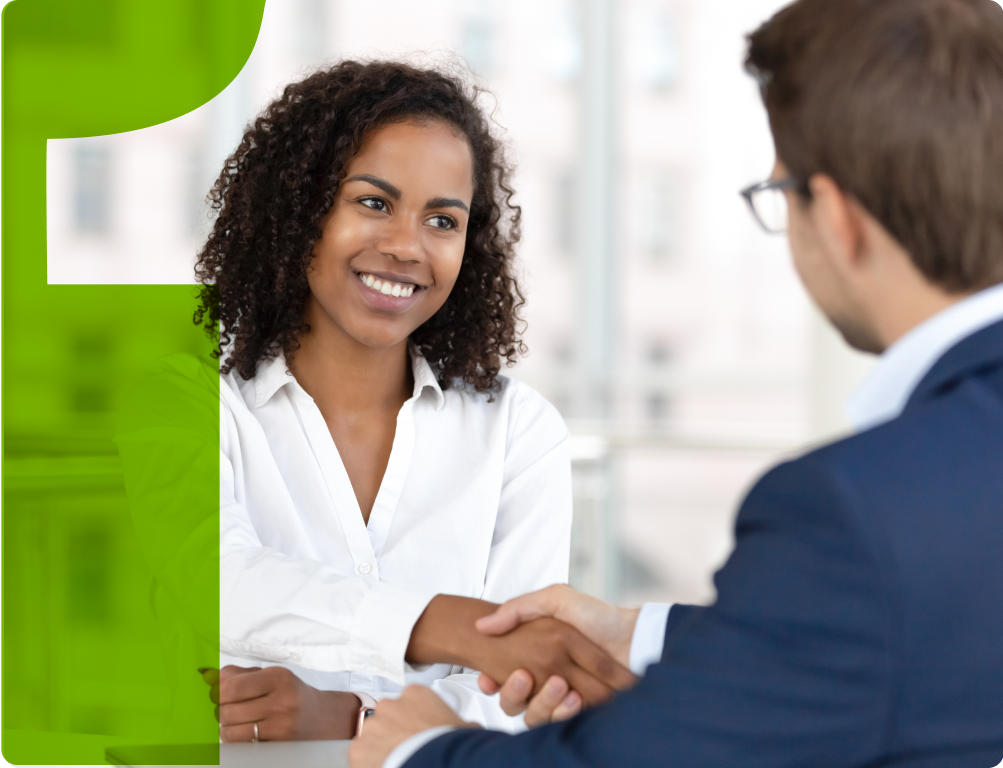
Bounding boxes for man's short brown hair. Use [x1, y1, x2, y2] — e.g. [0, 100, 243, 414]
[746, 0, 1003, 292]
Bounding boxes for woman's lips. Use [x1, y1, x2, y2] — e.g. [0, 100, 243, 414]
[354, 271, 424, 311]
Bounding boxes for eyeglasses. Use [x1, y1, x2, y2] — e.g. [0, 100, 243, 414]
[740, 177, 806, 234]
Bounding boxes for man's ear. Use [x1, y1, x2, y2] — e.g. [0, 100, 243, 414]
[807, 174, 867, 275]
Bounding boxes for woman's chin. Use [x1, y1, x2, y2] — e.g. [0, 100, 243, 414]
[344, 326, 416, 351]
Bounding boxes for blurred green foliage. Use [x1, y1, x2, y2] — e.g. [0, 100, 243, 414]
[2, 0, 265, 762]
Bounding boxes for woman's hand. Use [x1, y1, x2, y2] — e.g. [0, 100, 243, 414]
[406, 594, 635, 708]
[207, 665, 361, 741]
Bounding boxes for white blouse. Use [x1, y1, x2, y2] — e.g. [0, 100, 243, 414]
[219, 349, 572, 729]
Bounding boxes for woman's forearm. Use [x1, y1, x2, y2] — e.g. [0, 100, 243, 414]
[405, 594, 499, 668]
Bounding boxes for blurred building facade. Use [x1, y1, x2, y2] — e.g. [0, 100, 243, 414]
[46, 0, 878, 612]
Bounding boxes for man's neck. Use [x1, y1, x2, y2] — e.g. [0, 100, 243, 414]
[874, 286, 968, 351]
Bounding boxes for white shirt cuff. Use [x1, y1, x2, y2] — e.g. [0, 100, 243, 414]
[382, 725, 457, 768]
[350, 586, 437, 685]
[353, 691, 379, 709]
[628, 602, 672, 676]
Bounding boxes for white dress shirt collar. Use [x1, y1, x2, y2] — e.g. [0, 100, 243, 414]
[251, 345, 446, 411]
[844, 281, 1003, 431]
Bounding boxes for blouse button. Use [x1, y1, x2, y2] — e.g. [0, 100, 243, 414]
[358, 563, 373, 575]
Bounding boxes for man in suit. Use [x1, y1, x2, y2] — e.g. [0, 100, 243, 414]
[351, 0, 1003, 765]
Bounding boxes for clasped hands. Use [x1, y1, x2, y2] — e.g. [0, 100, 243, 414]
[350, 586, 639, 768]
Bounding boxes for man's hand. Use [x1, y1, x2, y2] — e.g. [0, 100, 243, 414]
[351, 689, 471, 765]
[349, 685, 470, 768]
[471, 585, 641, 722]
[406, 594, 635, 707]
[479, 669, 582, 726]
[208, 665, 361, 741]
[475, 585, 640, 668]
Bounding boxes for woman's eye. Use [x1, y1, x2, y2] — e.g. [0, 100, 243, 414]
[359, 197, 387, 212]
[428, 215, 457, 230]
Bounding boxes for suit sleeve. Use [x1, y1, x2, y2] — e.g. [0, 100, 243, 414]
[403, 455, 894, 768]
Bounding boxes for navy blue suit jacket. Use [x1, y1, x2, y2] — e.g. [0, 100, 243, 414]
[408, 320, 1003, 767]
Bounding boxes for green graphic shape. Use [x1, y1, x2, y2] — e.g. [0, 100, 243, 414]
[2, 0, 265, 762]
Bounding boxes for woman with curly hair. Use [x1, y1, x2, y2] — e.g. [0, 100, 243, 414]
[189, 60, 632, 743]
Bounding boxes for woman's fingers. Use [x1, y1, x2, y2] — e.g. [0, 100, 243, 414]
[219, 664, 261, 681]
[219, 721, 264, 743]
[218, 696, 271, 728]
[218, 666, 282, 704]
[200, 667, 220, 686]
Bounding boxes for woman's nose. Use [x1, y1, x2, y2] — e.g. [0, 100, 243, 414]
[376, 215, 423, 262]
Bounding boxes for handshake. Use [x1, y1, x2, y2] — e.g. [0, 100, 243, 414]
[207, 585, 639, 760]
[409, 586, 639, 724]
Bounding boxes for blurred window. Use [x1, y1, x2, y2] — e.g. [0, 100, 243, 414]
[67, 523, 112, 624]
[73, 145, 111, 234]
[641, 169, 681, 260]
[462, 0, 495, 75]
[185, 149, 210, 242]
[295, 0, 329, 61]
[648, 340, 673, 367]
[546, 0, 583, 82]
[554, 169, 577, 254]
[645, 340, 674, 421]
[646, 391, 671, 421]
[628, 1, 682, 90]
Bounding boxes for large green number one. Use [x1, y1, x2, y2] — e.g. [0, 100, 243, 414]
[3, 1, 264, 762]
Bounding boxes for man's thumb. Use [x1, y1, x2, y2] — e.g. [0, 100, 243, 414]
[474, 603, 522, 635]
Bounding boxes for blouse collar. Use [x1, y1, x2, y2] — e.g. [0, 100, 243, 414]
[252, 346, 445, 411]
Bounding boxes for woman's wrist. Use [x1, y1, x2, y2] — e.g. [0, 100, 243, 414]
[406, 594, 499, 668]
[321, 690, 363, 740]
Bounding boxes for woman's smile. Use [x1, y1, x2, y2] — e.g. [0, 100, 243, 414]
[354, 269, 425, 311]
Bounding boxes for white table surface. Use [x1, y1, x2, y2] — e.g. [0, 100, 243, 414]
[222, 740, 350, 767]
[105, 740, 351, 767]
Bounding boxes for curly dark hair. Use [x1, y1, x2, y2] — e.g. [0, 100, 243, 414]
[193, 60, 525, 392]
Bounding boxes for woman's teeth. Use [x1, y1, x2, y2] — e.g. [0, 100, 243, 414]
[359, 273, 416, 297]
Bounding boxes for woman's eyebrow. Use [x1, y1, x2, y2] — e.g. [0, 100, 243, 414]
[344, 174, 401, 200]
[426, 197, 469, 213]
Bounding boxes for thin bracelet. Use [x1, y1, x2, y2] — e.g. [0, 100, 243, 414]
[356, 706, 376, 737]
[353, 691, 379, 738]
